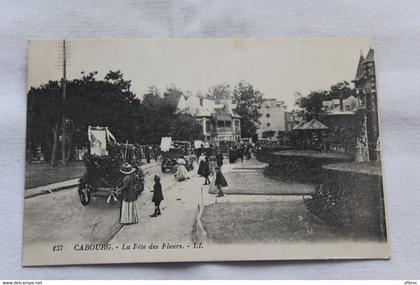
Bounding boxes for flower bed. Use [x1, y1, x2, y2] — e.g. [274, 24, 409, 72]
[305, 161, 387, 240]
[263, 150, 352, 184]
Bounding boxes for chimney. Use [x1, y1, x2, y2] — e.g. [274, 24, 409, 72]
[339, 96, 344, 111]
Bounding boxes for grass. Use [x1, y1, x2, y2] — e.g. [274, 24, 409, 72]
[208, 171, 314, 195]
[25, 161, 86, 189]
[200, 200, 351, 244]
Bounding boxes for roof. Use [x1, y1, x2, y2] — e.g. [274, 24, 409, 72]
[194, 107, 214, 117]
[364, 48, 374, 63]
[295, 119, 329, 130]
[178, 95, 241, 119]
[164, 92, 183, 108]
[293, 120, 306, 130]
[354, 54, 365, 81]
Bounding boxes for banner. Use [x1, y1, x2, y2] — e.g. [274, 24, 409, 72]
[88, 126, 108, 156]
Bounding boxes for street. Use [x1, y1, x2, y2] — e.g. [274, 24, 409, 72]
[23, 157, 350, 248]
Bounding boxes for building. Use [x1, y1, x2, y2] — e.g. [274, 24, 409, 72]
[177, 95, 241, 143]
[257, 98, 292, 141]
[321, 95, 360, 154]
[319, 48, 379, 160]
[322, 95, 359, 114]
[352, 48, 380, 161]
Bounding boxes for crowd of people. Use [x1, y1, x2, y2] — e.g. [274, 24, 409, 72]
[127, 144, 160, 165]
[197, 149, 227, 197]
[115, 142, 255, 225]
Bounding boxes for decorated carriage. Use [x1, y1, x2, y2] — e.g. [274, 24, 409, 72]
[78, 126, 144, 205]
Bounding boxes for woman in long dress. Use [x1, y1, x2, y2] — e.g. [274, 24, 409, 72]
[175, 156, 190, 181]
[117, 163, 139, 224]
[198, 155, 211, 185]
[208, 153, 217, 176]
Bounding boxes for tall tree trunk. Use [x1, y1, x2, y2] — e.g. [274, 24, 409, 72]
[27, 137, 32, 163]
[50, 123, 58, 167]
[66, 124, 75, 162]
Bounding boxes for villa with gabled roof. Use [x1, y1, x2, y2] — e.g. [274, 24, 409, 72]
[176, 95, 241, 142]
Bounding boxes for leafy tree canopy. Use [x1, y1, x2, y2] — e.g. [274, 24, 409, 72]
[206, 83, 232, 102]
[295, 81, 355, 121]
[232, 81, 264, 138]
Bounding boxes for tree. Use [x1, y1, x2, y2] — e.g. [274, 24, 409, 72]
[232, 81, 264, 138]
[295, 90, 329, 121]
[65, 70, 140, 144]
[27, 81, 63, 166]
[137, 88, 175, 144]
[207, 83, 231, 102]
[139, 87, 203, 143]
[27, 71, 141, 165]
[171, 113, 203, 141]
[163, 85, 184, 109]
[295, 81, 356, 121]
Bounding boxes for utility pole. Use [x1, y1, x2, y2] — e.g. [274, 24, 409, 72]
[62, 39, 67, 166]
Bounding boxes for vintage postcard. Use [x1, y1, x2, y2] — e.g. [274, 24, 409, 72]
[23, 38, 388, 265]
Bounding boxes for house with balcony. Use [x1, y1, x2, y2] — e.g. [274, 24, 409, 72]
[177, 95, 241, 143]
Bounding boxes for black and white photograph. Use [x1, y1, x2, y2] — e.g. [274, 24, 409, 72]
[23, 38, 388, 265]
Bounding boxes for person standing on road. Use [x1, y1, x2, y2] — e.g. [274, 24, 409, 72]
[208, 152, 217, 176]
[214, 166, 228, 197]
[153, 146, 159, 162]
[238, 146, 244, 163]
[198, 155, 210, 185]
[150, 175, 164, 217]
[216, 149, 223, 168]
[144, 146, 151, 163]
[116, 163, 139, 225]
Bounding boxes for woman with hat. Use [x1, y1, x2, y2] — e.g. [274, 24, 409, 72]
[116, 162, 139, 224]
[150, 175, 164, 217]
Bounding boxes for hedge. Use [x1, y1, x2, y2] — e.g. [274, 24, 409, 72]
[305, 161, 387, 240]
[263, 150, 352, 184]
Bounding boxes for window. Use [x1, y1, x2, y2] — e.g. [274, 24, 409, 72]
[205, 120, 211, 132]
[266, 114, 270, 118]
[267, 123, 271, 127]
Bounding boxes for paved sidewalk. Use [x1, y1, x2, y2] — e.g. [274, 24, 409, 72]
[109, 159, 312, 245]
[25, 178, 81, 199]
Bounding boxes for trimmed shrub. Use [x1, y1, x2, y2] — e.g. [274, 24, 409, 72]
[264, 150, 351, 184]
[305, 161, 386, 240]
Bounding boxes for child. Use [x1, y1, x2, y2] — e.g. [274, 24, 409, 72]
[214, 166, 228, 197]
[150, 175, 164, 217]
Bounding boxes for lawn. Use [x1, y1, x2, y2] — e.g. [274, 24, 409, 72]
[208, 170, 314, 195]
[25, 161, 86, 189]
[200, 200, 351, 244]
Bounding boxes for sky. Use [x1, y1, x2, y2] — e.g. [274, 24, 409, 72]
[27, 38, 373, 110]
